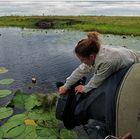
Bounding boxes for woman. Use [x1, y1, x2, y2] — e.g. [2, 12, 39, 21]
[58, 31, 140, 95]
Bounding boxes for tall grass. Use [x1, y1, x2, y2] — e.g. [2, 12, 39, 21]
[0, 16, 140, 36]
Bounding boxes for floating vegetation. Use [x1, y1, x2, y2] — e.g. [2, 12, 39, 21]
[1, 116, 26, 139]
[0, 78, 15, 85]
[0, 65, 76, 138]
[0, 67, 8, 74]
[0, 90, 12, 98]
[0, 66, 15, 106]
[0, 107, 13, 120]
[0, 90, 77, 139]
[24, 94, 42, 111]
[36, 93, 58, 110]
[3, 124, 26, 139]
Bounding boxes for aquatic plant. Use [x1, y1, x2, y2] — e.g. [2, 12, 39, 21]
[0, 67, 14, 106]
[0, 66, 76, 138]
[0, 90, 77, 139]
[0, 67, 8, 74]
[0, 79, 15, 85]
[0, 16, 140, 36]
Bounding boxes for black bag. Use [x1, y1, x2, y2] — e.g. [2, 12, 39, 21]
[56, 77, 86, 130]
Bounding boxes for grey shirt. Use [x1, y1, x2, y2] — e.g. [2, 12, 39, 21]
[64, 47, 140, 93]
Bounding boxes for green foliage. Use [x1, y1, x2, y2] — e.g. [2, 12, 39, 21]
[10, 90, 28, 108]
[36, 126, 59, 139]
[0, 108, 77, 139]
[0, 67, 8, 74]
[0, 66, 15, 106]
[0, 90, 12, 98]
[3, 124, 26, 138]
[0, 90, 77, 139]
[15, 125, 38, 139]
[11, 90, 57, 111]
[26, 109, 44, 121]
[36, 93, 58, 110]
[60, 128, 77, 139]
[1, 119, 23, 133]
[0, 107, 13, 120]
[24, 95, 42, 111]
[0, 16, 140, 36]
[0, 128, 3, 138]
[8, 114, 27, 123]
[0, 78, 15, 85]
[0, 54, 76, 139]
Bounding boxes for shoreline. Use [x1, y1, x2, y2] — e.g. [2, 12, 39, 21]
[0, 16, 140, 36]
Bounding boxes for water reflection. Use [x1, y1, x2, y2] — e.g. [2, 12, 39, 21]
[0, 28, 140, 93]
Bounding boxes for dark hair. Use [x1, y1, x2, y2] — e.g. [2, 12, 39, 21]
[75, 32, 101, 57]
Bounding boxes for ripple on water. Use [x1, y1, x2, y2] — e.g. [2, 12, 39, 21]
[0, 28, 140, 93]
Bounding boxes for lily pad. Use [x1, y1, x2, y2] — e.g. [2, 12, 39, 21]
[0, 79, 15, 85]
[1, 114, 28, 138]
[0, 107, 13, 120]
[15, 125, 38, 139]
[11, 90, 28, 108]
[24, 95, 42, 111]
[0, 128, 3, 138]
[4, 124, 26, 138]
[27, 110, 43, 121]
[36, 126, 58, 139]
[1, 120, 25, 139]
[0, 67, 8, 74]
[0, 90, 12, 98]
[8, 114, 27, 123]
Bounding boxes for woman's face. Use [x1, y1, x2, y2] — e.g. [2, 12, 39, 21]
[77, 54, 96, 66]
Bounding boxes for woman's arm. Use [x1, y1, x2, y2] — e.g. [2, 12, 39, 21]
[63, 63, 91, 90]
[83, 61, 115, 93]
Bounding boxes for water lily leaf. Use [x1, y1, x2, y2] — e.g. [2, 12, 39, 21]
[15, 125, 37, 139]
[0, 107, 13, 120]
[11, 90, 28, 108]
[27, 109, 57, 124]
[0, 90, 12, 98]
[8, 114, 27, 123]
[0, 78, 15, 85]
[27, 110, 43, 121]
[36, 126, 58, 139]
[4, 124, 26, 138]
[25, 95, 42, 111]
[0, 128, 3, 138]
[1, 114, 27, 138]
[0, 67, 8, 74]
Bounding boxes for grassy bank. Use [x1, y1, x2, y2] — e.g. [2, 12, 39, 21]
[0, 16, 140, 36]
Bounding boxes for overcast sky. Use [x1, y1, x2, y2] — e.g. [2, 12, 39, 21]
[0, 0, 139, 16]
[1, 0, 139, 1]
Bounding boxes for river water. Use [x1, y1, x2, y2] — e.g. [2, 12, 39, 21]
[0, 28, 140, 93]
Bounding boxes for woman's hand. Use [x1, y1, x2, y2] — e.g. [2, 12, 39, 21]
[75, 85, 84, 94]
[58, 86, 66, 95]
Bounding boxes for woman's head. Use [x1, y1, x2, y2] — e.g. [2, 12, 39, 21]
[75, 31, 101, 65]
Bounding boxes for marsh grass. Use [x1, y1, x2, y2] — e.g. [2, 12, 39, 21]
[0, 16, 140, 36]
